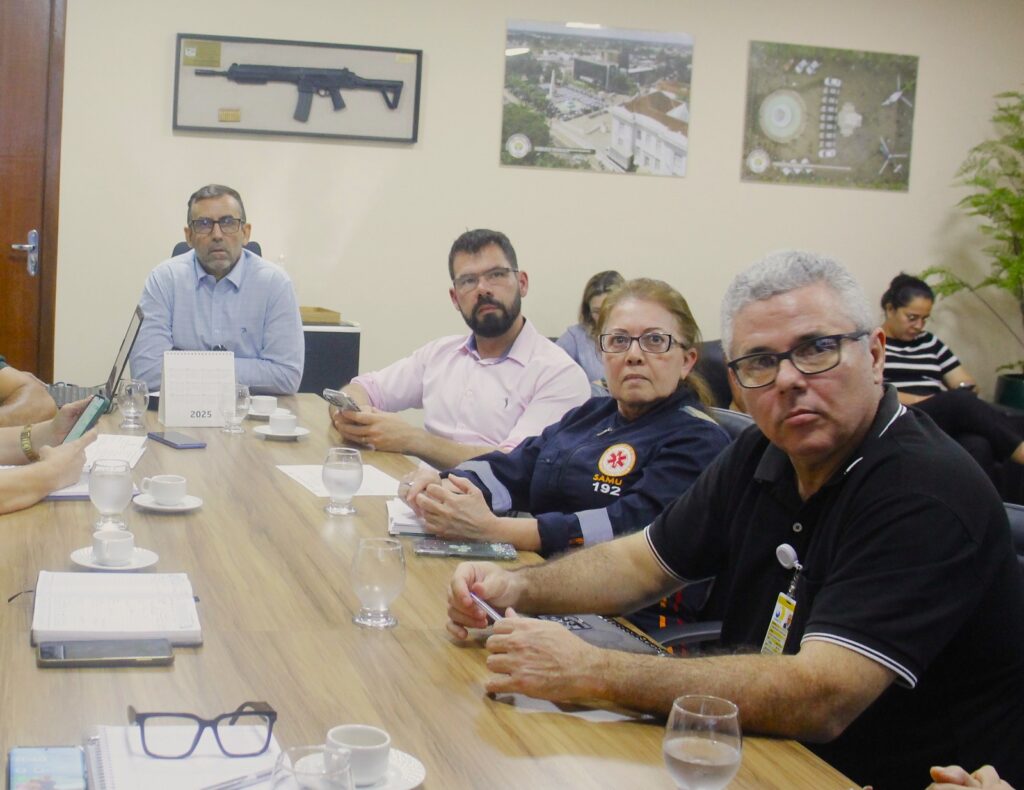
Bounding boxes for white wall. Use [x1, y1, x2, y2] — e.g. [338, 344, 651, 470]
[56, 0, 1024, 395]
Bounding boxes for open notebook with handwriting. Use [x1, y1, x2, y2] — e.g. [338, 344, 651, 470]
[85, 725, 281, 789]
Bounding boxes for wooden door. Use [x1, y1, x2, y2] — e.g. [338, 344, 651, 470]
[0, 0, 65, 379]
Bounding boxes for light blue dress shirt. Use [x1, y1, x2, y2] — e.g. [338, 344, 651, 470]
[130, 249, 305, 394]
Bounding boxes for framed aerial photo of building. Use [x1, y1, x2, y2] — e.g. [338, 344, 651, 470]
[741, 41, 918, 191]
[173, 33, 422, 143]
[501, 20, 694, 177]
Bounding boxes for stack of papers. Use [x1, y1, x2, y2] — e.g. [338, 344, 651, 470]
[387, 498, 429, 536]
[85, 434, 148, 470]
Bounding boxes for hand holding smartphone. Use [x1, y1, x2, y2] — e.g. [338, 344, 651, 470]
[61, 395, 109, 444]
[323, 388, 361, 412]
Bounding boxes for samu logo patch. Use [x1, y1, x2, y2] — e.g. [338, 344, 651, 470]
[598, 443, 636, 477]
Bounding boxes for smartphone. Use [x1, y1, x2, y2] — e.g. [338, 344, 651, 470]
[7, 746, 86, 790]
[323, 388, 361, 412]
[147, 430, 206, 449]
[469, 592, 504, 623]
[414, 538, 518, 560]
[61, 394, 110, 443]
[37, 638, 174, 668]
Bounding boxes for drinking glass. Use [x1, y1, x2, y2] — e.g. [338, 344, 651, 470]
[88, 459, 134, 530]
[221, 383, 251, 434]
[352, 538, 405, 629]
[663, 695, 742, 790]
[322, 447, 363, 516]
[117, 378, 149, 430]
[271, 745, 354, 790]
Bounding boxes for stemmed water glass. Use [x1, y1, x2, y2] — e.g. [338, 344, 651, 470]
[663, 695, 742, 790]
[221, 383, 251, 434]
[271, 745, 354, 789]
[117, 379, 149, 430]
[351, 538, 405, 629]
[88, 459, 134, 530]
[322, 447, 363, 516]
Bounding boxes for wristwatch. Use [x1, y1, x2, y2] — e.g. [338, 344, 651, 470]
[20, 424, 40, 462]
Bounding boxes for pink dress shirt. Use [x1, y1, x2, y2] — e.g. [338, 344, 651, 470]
[352, 319, 591, 451]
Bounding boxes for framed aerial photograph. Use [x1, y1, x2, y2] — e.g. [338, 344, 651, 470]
[173, 33, 422, 143]
[501, 20, 694, 177]
[741, 41, 918, 191]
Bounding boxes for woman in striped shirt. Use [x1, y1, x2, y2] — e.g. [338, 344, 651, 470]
[882, 273, 1024, 467]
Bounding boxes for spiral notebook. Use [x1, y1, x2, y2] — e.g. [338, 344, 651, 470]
[85, 725, 281, 789]
[536, 614, 669, 656]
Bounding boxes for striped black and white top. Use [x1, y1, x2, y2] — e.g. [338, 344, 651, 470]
[883, 331, 961, 395]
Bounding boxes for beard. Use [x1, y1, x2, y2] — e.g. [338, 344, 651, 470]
[462, 292, 522, 338]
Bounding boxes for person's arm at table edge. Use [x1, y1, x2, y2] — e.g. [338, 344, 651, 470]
[458, 531, 894, 741]
[340, 382, 497, 466]
[0, 366, 56, 425]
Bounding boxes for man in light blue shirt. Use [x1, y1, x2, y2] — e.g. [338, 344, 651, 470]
[130, 184, 304, 394]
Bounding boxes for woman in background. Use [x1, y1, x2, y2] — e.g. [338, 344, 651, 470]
[556, 270, 625, 395]
[881, 273, 1024, 468]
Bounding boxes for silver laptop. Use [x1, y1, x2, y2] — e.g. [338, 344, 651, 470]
[48, 305, 144, 409]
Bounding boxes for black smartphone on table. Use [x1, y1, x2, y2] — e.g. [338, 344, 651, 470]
[60, 394, 110, 444]
[147, 430, 206, 449]
[37, 638, 174, 668]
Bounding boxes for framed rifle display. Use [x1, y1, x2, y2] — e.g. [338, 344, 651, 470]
[173, 33, 422, 143]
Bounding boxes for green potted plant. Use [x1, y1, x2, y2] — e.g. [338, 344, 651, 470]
[923, 89, 1024, 406]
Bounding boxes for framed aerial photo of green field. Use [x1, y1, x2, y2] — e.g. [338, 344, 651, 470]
[741, 41, 918, 191]
[500, 20, 694, 177]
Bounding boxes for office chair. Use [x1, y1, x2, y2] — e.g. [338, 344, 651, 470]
[1004, 502, 1024, 571]
[695, 340, 732, 408]
[171, 240, 263, 257]
[709, 406, 755, 439]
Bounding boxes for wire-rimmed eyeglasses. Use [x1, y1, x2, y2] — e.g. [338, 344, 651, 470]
[189, 216, 244, 235]
[128, 701, 277, 759]
[452, 267, 516, 293]
[599, 332, 683, 354]
[727, 331, 868, 389]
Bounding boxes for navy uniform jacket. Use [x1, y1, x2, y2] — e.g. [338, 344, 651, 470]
[449, 386, 731, 557]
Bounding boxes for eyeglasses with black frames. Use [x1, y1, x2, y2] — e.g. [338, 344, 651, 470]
[599, 332, 683, 354]
[727, 331, 869, 389]
[189, 216, 244, 235]
[452, 267, 516, 293]
[128, 701, 277, 759]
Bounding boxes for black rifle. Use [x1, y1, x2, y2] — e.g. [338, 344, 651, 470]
[195, 63, 404, 122]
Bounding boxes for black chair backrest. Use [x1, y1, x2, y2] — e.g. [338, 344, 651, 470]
[695, 340, 732, 409]
[1004, 502, 1024, 570]
[709, 406, 755, 440]
[171, 241, 262, 257]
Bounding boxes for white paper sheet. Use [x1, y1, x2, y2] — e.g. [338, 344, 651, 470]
[276, 464, 401, 497]
[387, 497, 429, 536]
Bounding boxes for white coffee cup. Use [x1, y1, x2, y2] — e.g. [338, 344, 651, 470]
[92, 530, 135, 566]
[141, 474, 187, 506]
[326, 725, 390, 786]
[251, 395, 277, 415]
[269, 411, 298, 434]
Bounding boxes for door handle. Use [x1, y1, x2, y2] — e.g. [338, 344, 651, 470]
[9, 229, 39, 276]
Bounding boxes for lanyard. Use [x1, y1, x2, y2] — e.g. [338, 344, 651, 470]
[761, 543, 802, 656]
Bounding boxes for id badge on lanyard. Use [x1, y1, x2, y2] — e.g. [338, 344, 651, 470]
[761, 544, 802, 656]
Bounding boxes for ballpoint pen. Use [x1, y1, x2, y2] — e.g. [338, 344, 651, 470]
[199, 767, 273, 790]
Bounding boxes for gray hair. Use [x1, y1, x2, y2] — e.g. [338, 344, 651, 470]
[720, 250, 873, 357]
[187, 184, 246, 223]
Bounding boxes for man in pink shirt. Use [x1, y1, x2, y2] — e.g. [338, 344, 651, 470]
[330, 229, 590, 468]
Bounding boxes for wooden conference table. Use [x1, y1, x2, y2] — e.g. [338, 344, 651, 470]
[0, 394, 855, 789]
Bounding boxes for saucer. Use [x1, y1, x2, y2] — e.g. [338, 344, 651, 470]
[360, 750, 425, 790]
[254, 425, 310, 441]
[133, 493, 203, 513]
[70, 546, 158, 571]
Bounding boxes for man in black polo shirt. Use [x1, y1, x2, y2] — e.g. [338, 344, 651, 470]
[445, 251, 1024, 790]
